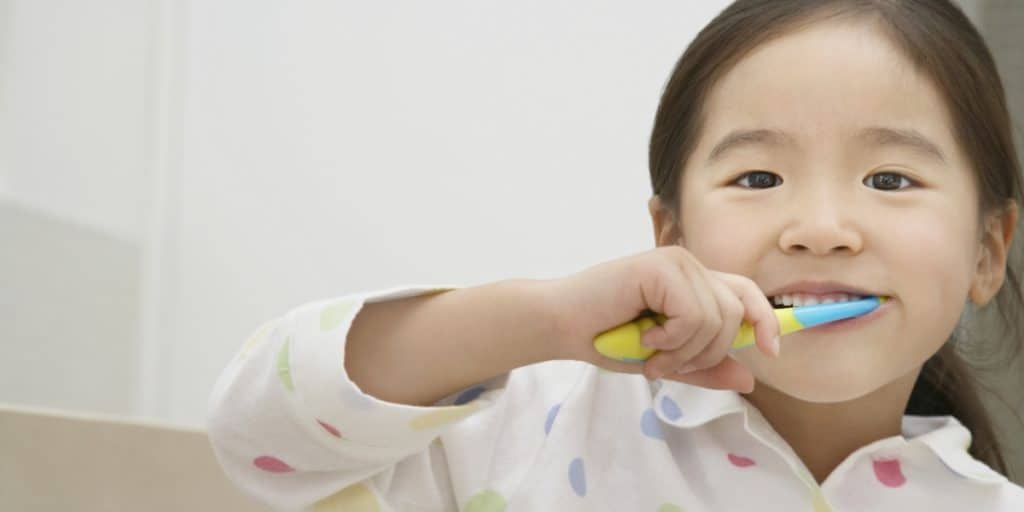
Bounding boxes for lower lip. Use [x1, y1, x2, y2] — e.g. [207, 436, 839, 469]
[802, 297, 895, 334]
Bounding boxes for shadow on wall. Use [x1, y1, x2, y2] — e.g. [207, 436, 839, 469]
[0, 200, 139, 415]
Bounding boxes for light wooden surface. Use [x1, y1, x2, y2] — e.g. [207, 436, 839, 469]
[0, 404, 271, 511]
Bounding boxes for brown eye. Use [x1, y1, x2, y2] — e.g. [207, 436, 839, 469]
[864, 172, 915, 191]
[733, 170, 782, 189]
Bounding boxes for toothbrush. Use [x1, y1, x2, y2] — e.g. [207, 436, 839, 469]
[593, 296, 889, 363]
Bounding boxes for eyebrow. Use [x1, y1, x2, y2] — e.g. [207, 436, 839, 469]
[705, 126, 947, 165]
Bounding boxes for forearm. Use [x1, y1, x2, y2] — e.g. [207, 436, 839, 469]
[344, 278, 564, 406]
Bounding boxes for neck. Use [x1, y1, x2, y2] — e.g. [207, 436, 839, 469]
[742, 367, 921, 484]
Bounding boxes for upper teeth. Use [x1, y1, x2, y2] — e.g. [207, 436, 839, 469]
[770, 293, 866, 307]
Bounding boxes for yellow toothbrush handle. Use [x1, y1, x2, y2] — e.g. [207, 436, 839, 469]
[593, 309, 804, 362]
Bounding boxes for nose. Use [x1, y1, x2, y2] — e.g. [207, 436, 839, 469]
[778, 191, 863, 256]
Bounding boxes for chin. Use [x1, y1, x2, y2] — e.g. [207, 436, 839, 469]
[753, 365, 887, 403]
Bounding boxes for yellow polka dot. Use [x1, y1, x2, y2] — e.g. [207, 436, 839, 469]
[656, 504, 684, 512]
[464, 489, 506, 512]
[810, 487, 833, 512]
[313, 483, 380, 512]
[409, 404, 477, 430]
[238, 321, 275, 360]
[321, 299, 357, 332]
[278, 337, 294, 392]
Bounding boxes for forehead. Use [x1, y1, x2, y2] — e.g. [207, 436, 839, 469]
[697, 20, 958, 158]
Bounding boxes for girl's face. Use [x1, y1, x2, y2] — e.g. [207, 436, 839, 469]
[674, 20, 985, 402]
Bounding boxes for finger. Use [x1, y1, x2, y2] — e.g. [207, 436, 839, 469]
[709, 271, 781, 358]
[674, 269, 744, 373]
[638, 259, 705, 352]
[662, 355, 756, 394]
[643, 260, 720, 378]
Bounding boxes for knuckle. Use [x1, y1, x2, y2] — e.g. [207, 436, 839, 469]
[692, 339, 729, 370]
[674, 336, 706, 364]
[727, 296, 744, 315]
[706, 313, 723, 334]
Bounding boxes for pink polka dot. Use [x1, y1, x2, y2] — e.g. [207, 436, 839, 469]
[728, 453, 756, 467]
[318, 419, 342, 438]
[873, 458, 906, 487]
[253, 455, 294, 473]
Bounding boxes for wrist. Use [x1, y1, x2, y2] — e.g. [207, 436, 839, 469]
[518, 277, 575, 362]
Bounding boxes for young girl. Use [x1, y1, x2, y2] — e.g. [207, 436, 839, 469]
[207, 0, 1024, 510]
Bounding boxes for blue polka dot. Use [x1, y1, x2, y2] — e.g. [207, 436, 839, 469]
[544, 404, 561, 436]
[568, 457, 586, 497]
[660, 396, 683, 421]
[640, 408, 665, 440]
[454, 385, 486, 405]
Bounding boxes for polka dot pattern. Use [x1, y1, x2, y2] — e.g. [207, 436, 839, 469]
[810, 488, 833, 512]
[568, 457, 587, 497]
[238, 322, 275, 360]
[660, 396, 683, 421]
[277, 337, 294, 392]
[408, 405, 476, 431]
[544, 404, 561, 436]
[872, 457, 906, 487]
[232, 288, 984, 510]
[313, 483, 381, 512]
[253, 455, 293, 473]
[727, 453, 755, 468]
[464, 489, 507, 512]
[640, 408, 665, 440]
[318, 419, 342, 438]
[320, 300, 357, 332]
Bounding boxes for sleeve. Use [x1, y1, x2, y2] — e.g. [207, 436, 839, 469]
[206, 284, 510, 511]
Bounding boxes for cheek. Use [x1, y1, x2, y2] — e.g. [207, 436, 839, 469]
[882, 210, 976, 349]
[679, 200, 760, 271]
[885, 209, 975, 298]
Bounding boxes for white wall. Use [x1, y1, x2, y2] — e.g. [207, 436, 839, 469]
[156, 0, 730, 426]
[0, 0, 153, 416]
[0, 0, 153, 243]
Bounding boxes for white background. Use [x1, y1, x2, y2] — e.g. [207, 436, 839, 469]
[2, 0, 747, 426]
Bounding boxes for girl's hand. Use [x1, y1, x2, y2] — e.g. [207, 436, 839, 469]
[548, 246, 781, 394]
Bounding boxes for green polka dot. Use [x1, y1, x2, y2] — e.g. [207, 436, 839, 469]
[408, 404, 477, 430]
[810, 488, 833, 512]
[313, 483, 380, 511]
[657, 504, 684, 512]
[321, 300, 357, 332]
[278, 337, 294, 392]
[464, 489, 506, 512]
[238, 321, 275, 360]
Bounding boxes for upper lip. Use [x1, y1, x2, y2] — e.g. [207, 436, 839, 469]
[764, 280, 888, 298]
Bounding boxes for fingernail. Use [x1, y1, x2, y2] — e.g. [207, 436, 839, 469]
[772, 336, 781, 357]
[677, 364, 697, 374]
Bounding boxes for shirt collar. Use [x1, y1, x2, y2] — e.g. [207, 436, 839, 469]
[650, 378, 1008, 485]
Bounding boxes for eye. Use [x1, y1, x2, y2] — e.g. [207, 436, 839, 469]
[864, 171, 917, 191]
[732, 170, 782, 189]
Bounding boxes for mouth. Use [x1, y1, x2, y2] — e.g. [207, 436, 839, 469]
[767, 293, 886, 309]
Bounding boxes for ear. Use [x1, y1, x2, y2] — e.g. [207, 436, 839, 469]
[648, 196, 683, 247]
[969, 199, 1019, 306]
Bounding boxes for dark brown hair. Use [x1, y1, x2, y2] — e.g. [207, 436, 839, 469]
[648, 0, 1023, 478]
